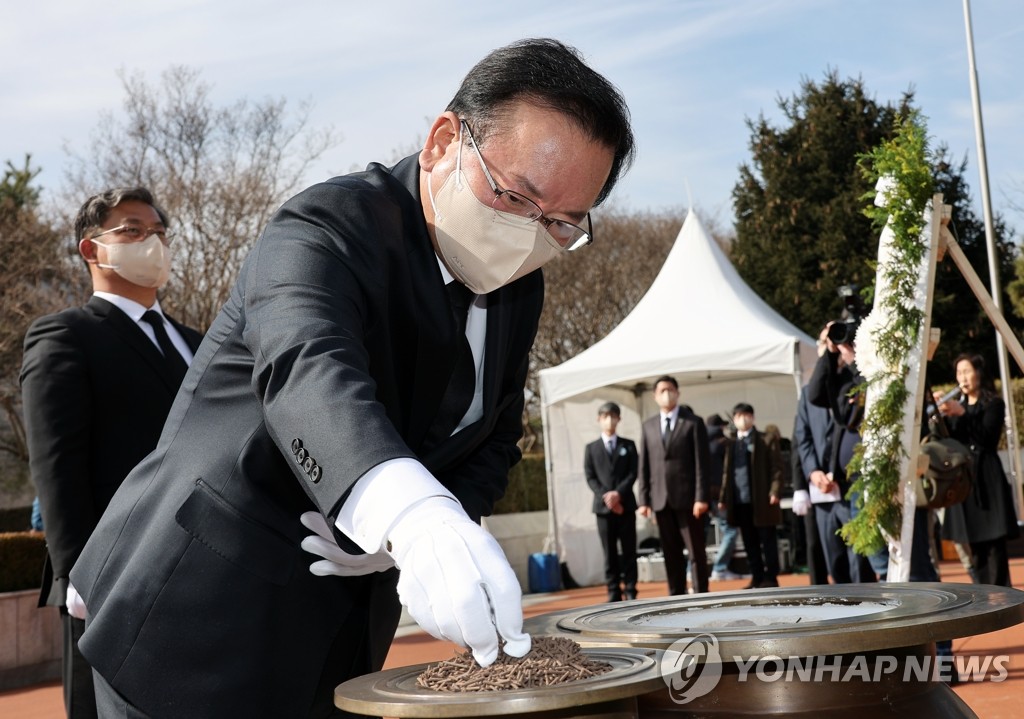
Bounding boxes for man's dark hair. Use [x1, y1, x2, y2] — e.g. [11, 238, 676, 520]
[74, 187, 168, 241]
[732, 402, 755, 416]
[447, 38, 635, 207]
[597, 401, 621, 417]
[653, 375, 678, 390]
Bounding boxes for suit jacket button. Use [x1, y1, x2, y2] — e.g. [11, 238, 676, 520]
[292, 438, 303, 454]
[296, 447, 308, 463]
[310, 464, 322, 483]
[303, 456, 315, 473]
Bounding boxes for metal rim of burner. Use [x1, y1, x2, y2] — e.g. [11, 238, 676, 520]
[524, 583, 1024, 659]
[335, 646, 667, 718]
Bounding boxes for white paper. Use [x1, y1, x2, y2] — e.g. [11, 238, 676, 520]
[809, 482, 841, 504]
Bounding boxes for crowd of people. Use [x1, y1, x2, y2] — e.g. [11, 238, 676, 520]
[584, 323, 1020, 599]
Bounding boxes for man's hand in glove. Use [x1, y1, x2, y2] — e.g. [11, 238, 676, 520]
[791, 489, 811, 517]
[386, 496, 531, 667]
[300, 511, 395, 577]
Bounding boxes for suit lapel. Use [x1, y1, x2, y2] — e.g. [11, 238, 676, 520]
[166, 315, 202, 353]
[424, 287, 511, 462]
[401, 233, 458, 451]
[87, 296, 182, 393]
[663, 413, 680, 453]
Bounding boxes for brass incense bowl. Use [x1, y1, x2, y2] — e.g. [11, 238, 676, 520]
[337, 583, 1024, 717]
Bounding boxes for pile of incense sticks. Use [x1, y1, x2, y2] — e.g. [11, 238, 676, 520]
[416, 636, 612, 692]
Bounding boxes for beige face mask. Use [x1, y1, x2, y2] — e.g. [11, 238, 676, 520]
[427, 139, 559, 295]
[92, 234, 173, 289]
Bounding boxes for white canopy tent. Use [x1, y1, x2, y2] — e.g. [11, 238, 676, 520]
[538, 210, 819, 586]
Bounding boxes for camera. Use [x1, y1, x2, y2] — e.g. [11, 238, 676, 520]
[826, 285, 866, 345]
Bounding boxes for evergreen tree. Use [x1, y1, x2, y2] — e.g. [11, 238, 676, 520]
[730, 70, 1019, 379]
[0, 156, 82, 465]
[731, 70, 909, 334]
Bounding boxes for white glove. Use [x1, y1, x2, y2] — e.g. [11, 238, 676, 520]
[792, 489, 811, 517]
[300, 512, 395, 577]
[66, 582, 87, 620]
[387, 496, 531, 666]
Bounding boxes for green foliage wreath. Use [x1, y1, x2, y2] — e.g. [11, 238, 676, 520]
[841, 112, 935, 555]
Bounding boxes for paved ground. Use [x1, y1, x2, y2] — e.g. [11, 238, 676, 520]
[3, 556, 1022, 717]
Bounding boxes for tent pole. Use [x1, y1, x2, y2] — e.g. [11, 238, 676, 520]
[540, 400, 560, 559]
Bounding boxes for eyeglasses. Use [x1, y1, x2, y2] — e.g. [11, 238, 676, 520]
[92, 224, 172, 246]
[461, 120, 593, 251]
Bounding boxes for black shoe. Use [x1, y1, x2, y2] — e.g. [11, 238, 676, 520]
[625, 590, 638, 601]
[742, 581, 759, 589]
[607, 592, 623, 602]
[758, 578, 779, 588]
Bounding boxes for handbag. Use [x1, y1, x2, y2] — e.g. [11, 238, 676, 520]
[915, 386, 973, 509]
[917, 435, 974, 509]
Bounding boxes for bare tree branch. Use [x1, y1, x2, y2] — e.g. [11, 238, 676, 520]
[61, 66, 342, 331]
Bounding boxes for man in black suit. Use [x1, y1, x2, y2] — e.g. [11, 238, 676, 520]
[20, 187, 202, 718]
[638, 375, 712, 595]
[69, 39, 635, 718]
[584, 401, 639, 602]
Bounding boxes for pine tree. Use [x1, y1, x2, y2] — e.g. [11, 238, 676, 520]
[731, 70, 909, 334]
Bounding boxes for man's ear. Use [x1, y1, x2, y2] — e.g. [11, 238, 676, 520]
[419, 111, 461, 171]
[78, 237, 97, 263]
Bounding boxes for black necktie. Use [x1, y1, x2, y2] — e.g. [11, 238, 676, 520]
[430, 282, 477, 441]
[662, 416, 671, 445]
[607, 439, 615, 456]
[141, 310, 188, 384]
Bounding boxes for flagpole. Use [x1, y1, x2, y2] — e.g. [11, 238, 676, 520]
[962, 0, 1024, 520]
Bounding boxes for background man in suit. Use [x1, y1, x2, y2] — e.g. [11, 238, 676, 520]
[638, 375, 711, 595]
[69, 39, 635, 718]
[791, 327, 833, 585]
[20, 187, 202, 718]
[719, 403, 784, 589]
[584, 401, 639, 602]
[807, 322, 877, 583]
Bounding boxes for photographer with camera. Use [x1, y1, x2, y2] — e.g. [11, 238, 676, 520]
[806, 287, 878, 583]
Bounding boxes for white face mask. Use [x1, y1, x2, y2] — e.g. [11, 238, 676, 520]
[427, 140, 559, 295]
[91, 234, 172, 289]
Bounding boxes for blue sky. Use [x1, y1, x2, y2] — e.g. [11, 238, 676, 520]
[3, 0, 1022, 235]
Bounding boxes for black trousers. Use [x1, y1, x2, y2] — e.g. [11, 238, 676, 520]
[654, 506, 709, 594]
[63, 611, 98, 719]
[972, 537, 1012, 587]
[596, 512, 638, 596]
[734, 503, 779, 583]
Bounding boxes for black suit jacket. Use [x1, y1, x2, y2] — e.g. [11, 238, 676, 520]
[20, 296, 202, 607]
[70, 155, 544, 718]
[638, 407, 711, 512]
[792, 385, 833, 493]
[583, 436, 638, 515]
[807, 350, 863, 491]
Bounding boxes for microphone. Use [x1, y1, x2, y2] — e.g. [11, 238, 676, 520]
[927, 387, 962, 416]
[938, 387, 963, 405]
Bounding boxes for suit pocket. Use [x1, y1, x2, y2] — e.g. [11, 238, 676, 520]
[175, 478, 295, 586]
